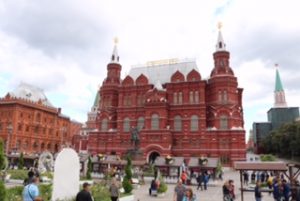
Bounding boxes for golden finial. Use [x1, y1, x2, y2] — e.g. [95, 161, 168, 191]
[217, 22, 223, 30]
[275, 63, 279, 69]
[114, 37, 118, 44]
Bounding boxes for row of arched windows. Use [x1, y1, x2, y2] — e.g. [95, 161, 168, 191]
[100, 114, 200, 132]
[174, 115, 199, 131]
[13, 140, 59, 152]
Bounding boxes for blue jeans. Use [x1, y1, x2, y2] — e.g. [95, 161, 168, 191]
[255, 197, 262, 201]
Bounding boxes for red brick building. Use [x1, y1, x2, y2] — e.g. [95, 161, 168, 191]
[80, 30, 246, 165]
[0, 83, 82, 155]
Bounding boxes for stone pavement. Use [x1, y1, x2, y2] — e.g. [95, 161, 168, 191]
[132, 169, 275, 201]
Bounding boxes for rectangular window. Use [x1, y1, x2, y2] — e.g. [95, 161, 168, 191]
[173, 93, 177, 104]
[18, 124, 22, 131]
[178, 92, 183, 104]
[220, 116, 228, 129]
[189, 91, 194, 104]
[26, 125, 29, 132]
[195, 91, 199, 103]
[34, 126, 39, 134]
[223, 90, 228, 103]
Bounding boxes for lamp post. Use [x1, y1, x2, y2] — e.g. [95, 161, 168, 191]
[6, 123, 13, 155]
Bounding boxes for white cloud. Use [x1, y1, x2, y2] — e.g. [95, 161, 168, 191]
[0, 0, 299, 142]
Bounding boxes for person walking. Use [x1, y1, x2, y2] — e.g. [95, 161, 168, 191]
[76, 182, 93, 201]
[109, 178, 120, 201]
[181, 171, 188, 185]
[273, 179, 280, 201]
[251, 171, 256, 183]
[203, 171, 209, 190]
[173, 179, 186, 201]
[282, 179, 291, 201]
[254, 181, 262, 201]
[22, 176, 42, 201]
[229, 179, 236, 200]
[243, 171, 249, 186]
[182, 188, 196, 201]
[196, 172, 203, 190]
[223, 180, 233, 201]
[23, 169, 35, 186]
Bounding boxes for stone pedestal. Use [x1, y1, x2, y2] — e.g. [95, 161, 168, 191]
[126, 149, 143, 161]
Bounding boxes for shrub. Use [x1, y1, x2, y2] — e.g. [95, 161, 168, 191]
[91, 183, 110, 201]
[122, 177, 133, 194]
[5, 185, 23, 201]
[18, 153, 24, 170]
[122, 157, 133, 194]
[260, 154, 276, 161]
[86, 157, 92, 180]
[39, 184, 52, 201]
[157, 181, 168, 193]
[7, 169, 27, 180]
[0, 181, 6, 201]
[41, 171, 54, 179]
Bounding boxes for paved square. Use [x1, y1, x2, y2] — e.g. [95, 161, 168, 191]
[132, 169, 275, 201]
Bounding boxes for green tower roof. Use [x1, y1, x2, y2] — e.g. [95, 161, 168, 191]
[93, 92, 100, 107]
[275, 69, 284, 92]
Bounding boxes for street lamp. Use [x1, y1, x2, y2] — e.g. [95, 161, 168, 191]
[6, 123, 13, 155]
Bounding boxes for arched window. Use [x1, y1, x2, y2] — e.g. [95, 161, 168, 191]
[137, 117, 145, 130]
[178, 92, 183, 104]
[190, 115, 199, 131]
[41, 142, 45, 150]
[189, 91, 194, 104]
[101, 118, 108, 131]
[174, 115, 182, 131]
[223, 90, 228, 103]
[173, 92, 178, 104]
[33, 141, 38, 150]
[220, 115, 228, 129]
[123, 117, 130, 132]
[151, 114, 159, 130]
[218, 90, 222, 102]
[195, 91, 199, 103]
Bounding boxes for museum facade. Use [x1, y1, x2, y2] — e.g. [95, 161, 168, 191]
[77, 30, 246, 165]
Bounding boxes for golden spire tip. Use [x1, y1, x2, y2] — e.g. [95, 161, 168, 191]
[217, 22, 223, 30]
[114, 37, 119, 44]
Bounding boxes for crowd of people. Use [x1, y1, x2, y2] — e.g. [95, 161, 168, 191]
[242, 171, 300, 201]
[174, 179, 196, 201]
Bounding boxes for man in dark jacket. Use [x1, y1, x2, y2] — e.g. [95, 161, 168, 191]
[76, 182, 93, 201]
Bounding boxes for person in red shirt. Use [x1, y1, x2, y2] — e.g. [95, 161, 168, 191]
[181, 171, 188, 185]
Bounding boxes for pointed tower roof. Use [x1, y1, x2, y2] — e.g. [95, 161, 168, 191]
[93, 92, 100, 108]
[274, 64, 287, 108]
[109, 37, 119, 64]
[215, 22, 226, 52]
[275, 68, 284, 92]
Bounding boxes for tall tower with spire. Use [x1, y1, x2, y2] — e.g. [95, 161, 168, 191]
[274, 64, 287, 108]
[206, 23, 246, 163]
[96, 38, 122, 131]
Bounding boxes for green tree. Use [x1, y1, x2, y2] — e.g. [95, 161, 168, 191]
[18, 152, 24, 170]
[86, 157, 92, 180]
[262, 122, 300, 158]
[0, 139, 6, 200]
[122, 157, 133, 194]
[0, 139, 6, 170]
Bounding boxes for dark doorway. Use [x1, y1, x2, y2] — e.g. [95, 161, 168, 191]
[148, 151, 160, 164]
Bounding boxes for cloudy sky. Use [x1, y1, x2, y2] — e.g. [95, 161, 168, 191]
[0, 0, 299, 140]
